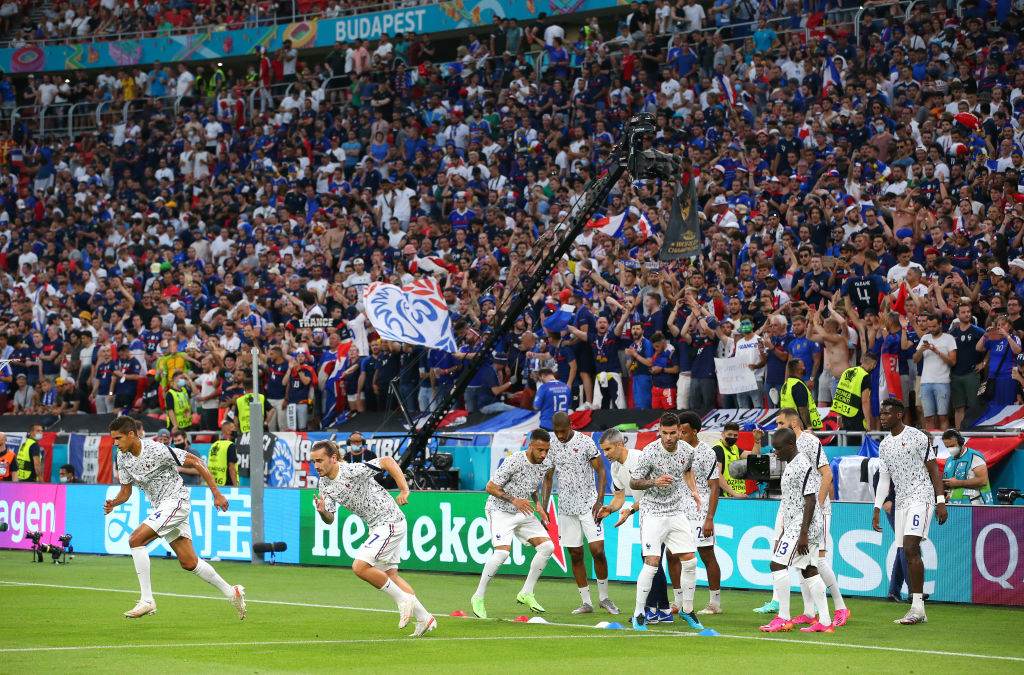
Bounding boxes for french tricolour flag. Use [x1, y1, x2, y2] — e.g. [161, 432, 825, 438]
[585, 212, 628, 238]
[716, 74, 735, 106]
[543, 304, 576, 333]
[822, 56, 843, 96]
[635, 212, 653, 241]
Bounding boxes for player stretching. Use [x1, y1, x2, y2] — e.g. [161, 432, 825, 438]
[104, 416, 246, 620]
[760, 428, 833, 634]
[311, 440, 436, 636]
[677, 412, 723, 615]
[873, 398, 947, 624]
[629, 413, 705, 632]
[541, 412, 618, 615]
[472, 429, 556, 618]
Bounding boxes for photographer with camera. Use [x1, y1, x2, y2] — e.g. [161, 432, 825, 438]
[13, 423, 45, 482]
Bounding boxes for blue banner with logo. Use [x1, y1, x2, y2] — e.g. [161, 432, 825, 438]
[1, 0, 625, 74]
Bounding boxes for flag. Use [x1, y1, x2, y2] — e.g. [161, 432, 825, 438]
[321, 341, 353, 428]
[634, 212, 654, 242]
[409, 256, 457, 276]
[660, 175, 701, 260]
[879, 353, 903, 402]
[715, 74, 735, 106]
[363, 278, 458, 353]
[822, 56, 843, 96]
[68, 433, 114, 483]
[542, 304, 576, 333]
[585, 212, 627, 238]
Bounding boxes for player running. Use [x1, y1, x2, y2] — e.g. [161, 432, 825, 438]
[629, 412, 706, 632]
[103, 416, 246, 620]
[760, 428, 833, 634]
[310, 440, 436, 637]
[873, 398, 947, 625]
[541, 412, 618, 615]
[472, 429, 556, 618]
[677, 411, 723, 615]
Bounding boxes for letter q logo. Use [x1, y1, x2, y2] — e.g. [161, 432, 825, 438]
[975, 523, 1020, 590]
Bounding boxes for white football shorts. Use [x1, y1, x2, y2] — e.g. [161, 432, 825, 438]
[144, 498, 192, 542]
[640, 512, 696, 556]
[895, 501, 933, 541]
[558, 511, 604, 548]
[487, 509, 548, 547]
[356, 520, 407, 571]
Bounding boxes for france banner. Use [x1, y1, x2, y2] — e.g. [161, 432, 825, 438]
[363, 278, 458, 353]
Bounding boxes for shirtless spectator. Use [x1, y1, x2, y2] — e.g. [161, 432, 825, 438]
[808, 309, 852, 407]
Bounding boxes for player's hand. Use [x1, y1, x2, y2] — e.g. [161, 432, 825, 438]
[396, 490, 410, 506]
[313, 496, 327, 513]
[103, 499, 118, 514]
[654, 474, 674, 487]
[511, 497, 533, 515]
[796, 532, 809, 556]
[752, 428, 764, 445]
[536, 503, 550, 527]
[592, 500, 604, 520]
[872, 509, 882, 532]
[596, 505, 613, 520]
[214, 493, 229, 512]
[936, 502, 948, 525]
[614, 508, 633, 528]
[702, 517, 714, 538]
[693, 496, 702, 513]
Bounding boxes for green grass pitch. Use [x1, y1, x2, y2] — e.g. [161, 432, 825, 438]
[1, 550, 1022, 673]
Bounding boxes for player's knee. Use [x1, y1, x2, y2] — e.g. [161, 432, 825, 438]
[679, 552, 695, 562]
[535, 540, 555, 557]
[568, 547, 585, 562]
[769, 562, 786, 572]
[178, 553, 198, 570]
[588, 543, 606, 561]
[352, 560, 371, 576]
[802, 566, 818, 578]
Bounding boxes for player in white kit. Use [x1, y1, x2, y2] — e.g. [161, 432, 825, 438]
[310, 439, 436, 637]
[472, 429, 555, 618]
[104, 416, 246, 620]
[629, 413, 706, 632]
[760, 428, 833, 634]
[677, 411, 723, 615]
[872, 398, 947, 625]
[540, 412, 618, 615]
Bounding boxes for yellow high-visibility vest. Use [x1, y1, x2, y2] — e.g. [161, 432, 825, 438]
[780, 377, 822, 429]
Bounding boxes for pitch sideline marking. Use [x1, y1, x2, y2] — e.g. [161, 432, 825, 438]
[2, 580, 1022, 663]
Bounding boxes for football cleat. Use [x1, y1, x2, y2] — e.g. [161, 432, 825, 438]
[753, 599, 779, 614]
[124, 600, 157, 619]
[571, 603, 594, 615]
[470, 595, 487, 619]
[800, 621, 835, 633]
[790, 614, 815, 626]
[231, 585, 247, 620]
[833, 608, 851, 627]
[631, 613, 648, 631]
[759, 616, 794, 632]
[697, 604, 723, 615]
[679, 611, 704, 630]
[645, 607, 660, 624]
[412, 615, 437, 637]
[599, 598, 620, 615]
[516, 592, 545, 613]
[895, 609, 927, 625]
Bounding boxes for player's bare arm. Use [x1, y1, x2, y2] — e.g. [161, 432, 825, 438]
[590, 456, 606, 519]
[797, 492, 816, 555]
[486, 480, 532, 515]
[703, 468, 720, 538]
[313, 495, 334, 525]
[104, 483, 133, 514]
[818, 464, 833, 509]
[378, 456, 411, 505]
[685, 469, 701, 512]
[925, 458, 948, 525]
[532, 491, 549, 526]
[539, 467, 555, 513]
[183, 452, 228, 511]
[631, 474, 672, 490]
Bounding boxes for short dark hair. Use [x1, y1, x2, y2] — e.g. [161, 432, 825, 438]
[772, 427, 796, 449]
[881, 397, 905, 413]
[659, 412, 679, 427]
[723, 422, 740, 432]
[530, 428, 551, 443]
[678, 411, 702, 431]
[311, 440, 342, 458]
[59, 464, 76, 476]
[108, 416, 139, 434]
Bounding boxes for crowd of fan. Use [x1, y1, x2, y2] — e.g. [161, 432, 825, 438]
[0, 0, 1021, 434]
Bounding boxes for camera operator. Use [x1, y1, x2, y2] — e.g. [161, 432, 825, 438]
[13, 423, 45, 482]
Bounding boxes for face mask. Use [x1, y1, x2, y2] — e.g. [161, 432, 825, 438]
[59, 475, 68, 483]
[724, 436, 738, 446]
[176, 379, 186, 387]
[33, 432, 43, 441]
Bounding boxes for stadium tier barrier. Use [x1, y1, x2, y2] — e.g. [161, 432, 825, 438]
[1, 482, 1021, 607]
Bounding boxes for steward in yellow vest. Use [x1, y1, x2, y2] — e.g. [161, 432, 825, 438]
[165, 376, 194, 432]
[830, 356, 875, 431]
[712, 422, 747, 496]
[780, 360, 822, 430]
[234, 389, 266, 434]
[15, 425, 44, 481]
[207, 420, 239, 487]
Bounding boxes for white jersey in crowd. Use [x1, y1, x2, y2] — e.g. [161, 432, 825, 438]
[632, 438, 694, 516]
[486, 451, 551, 514]
[682, 440, 719, 523]
[318, 459, 404, 528]
[610, 448, 644, 501]
[878, 425, 936, 509]
[547, 431, 599, 515]
[797, 430, 830, 516]
[116, 438, 190, 506]
[778, 451, 823, 541]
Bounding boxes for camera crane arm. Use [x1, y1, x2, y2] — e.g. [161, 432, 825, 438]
[399, 114, 677, 470]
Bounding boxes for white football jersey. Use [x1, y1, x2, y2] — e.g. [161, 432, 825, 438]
[116, 438, 190, 506]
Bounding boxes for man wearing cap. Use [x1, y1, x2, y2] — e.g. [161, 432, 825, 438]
[707, 194, 738, 229]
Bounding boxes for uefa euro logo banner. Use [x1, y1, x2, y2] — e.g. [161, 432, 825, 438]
[363, 278, 458, 353]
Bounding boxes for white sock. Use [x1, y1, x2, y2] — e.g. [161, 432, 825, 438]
[808, 575, 832, 626]
[672, 587, 683, 610]
[817, 556, 846, 610]
[475, 549, 509, 598]
[634, 564, 658, 617]
[911, 592, 925, 613]
[680, 557, 697, 614]
[772, 569, 791, 620]
[597, 578, 609, 601]
[130, 547, 154, 604]
[191, 558, 232, 597]
[710, 589, 721, 607]
[380, 579, 409, 605]
[412, 596, 430, 621]
[578, 586, 592, 606]
[521, 541, 553, 595]
[799, 575, 814, 617]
